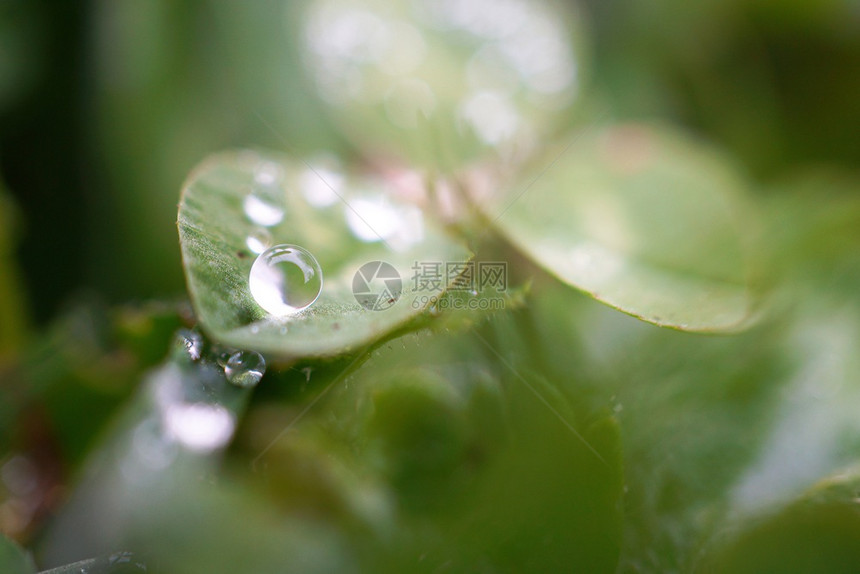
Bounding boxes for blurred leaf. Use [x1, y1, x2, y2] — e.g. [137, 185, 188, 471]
[296, 0, 588, 171]
[40, 333, 250, 563]
[762, 168, 860, 295]
[503, 272, 788, 571]
[42, 330, 357, 573]
[178, 150, 470, 358]
[699, 469, 860, 573]
[483, 123, 759, 331]
[0, 534, 35, 574]
[535, 279, 860, 570]
[253, 330, 623, 572]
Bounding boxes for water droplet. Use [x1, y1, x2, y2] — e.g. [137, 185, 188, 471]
[301, 366, 313, 382]
[224, 350, 266, 388]
[249, 244, 323, 316]
[215, 347, 234, 367]
[175, 329, 203, 361]
[245, 228, 273, 254]
[243, 194, 284, 227]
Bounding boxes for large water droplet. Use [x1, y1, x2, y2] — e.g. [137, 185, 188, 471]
[249, 244, 323, 315]
[224, 350, 266, 388]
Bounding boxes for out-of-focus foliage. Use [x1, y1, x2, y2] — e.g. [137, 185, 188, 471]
[482, 122, 757, 331]
[1, 0, 860, 573]
[0, 533, 35, 574]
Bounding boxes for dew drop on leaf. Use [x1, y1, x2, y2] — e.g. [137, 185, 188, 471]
[224, 350, 266, 388]
[243, 194, 284, 227]
[245, 228, 273, 254]
[249, 244, 323, 316]
[175, 329, 203, 361]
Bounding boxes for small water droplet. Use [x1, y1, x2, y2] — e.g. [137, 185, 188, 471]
[254, 161, 282, 186]
[224, 351, 266, 388]
[175, 329, 203, 361]
[245, 228, 273, 254]
[249, 244, 323, 316]
[279, 326, 288, 335]
[243, 194, 284, 227]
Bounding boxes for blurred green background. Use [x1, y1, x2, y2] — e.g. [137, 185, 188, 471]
[2, 0, 860, 572]
[3, 0, 859, 321]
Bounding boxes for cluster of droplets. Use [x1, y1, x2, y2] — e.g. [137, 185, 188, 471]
[303, 0, 578, 153]
[240, 159, 284, 258]
[176, 329, 267, 389]
[236, 153, 328, 317]
[238, 151, 435, 322]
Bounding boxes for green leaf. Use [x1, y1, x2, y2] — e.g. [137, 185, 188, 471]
[0, 534, 35, 574]
[762, 168, 860, 295]
[699, 470, 860, 573]
[254, 330, 623, 572]
[178, 150, 470, 358]
[549, 291, 860, 571]
[41, 333, 362, 573]
[482, 123, 759, 332]
[41, 333, 253, 564]
[296, 0, 587, 171]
